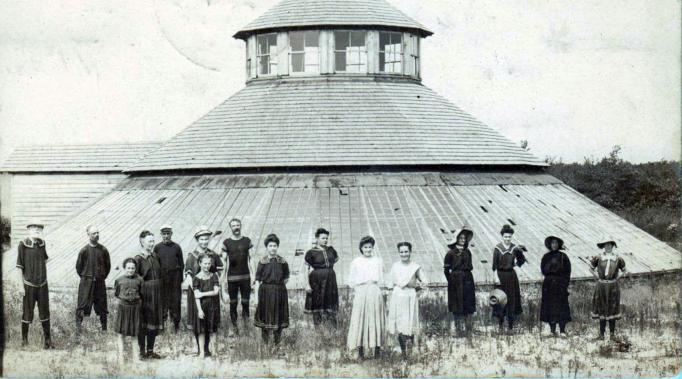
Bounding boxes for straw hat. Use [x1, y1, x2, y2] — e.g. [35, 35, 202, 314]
[26, 220, 45, 229]
[193, 226, 212, 239]
[597, 237, 618, 249]
[489, 289, 507, 306]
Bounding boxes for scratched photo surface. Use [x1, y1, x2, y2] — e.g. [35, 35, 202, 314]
[0, 0, 680, 377]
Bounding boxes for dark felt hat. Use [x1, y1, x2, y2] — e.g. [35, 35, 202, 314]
[544, 235, 564, 250]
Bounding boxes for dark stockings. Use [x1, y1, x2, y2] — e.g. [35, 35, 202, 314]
[137, 329, 158, 353]
[397, 333, 414, 356]
[549, 321, 567, 334]
[599, 320, 616, 336]
[261, 328, 283, 345]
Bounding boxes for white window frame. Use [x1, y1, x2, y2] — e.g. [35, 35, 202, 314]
[411, 35, 420, 78]
[379, 32, 404, 74]
[257, 33, 278, 76]
[333, 30, 368, 73]
[289, 31, 320, 75]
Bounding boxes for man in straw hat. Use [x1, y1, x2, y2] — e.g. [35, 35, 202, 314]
[16, 221, 53, 349]
[153, 224, 184, 332]
[75, 225, 111, 333]
[590, 237, 627, 341]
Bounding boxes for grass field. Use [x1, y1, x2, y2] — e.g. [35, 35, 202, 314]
[2, 274, 680, 378]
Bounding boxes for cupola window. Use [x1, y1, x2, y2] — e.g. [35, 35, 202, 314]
[257, 33, 278, 76]
[290, 31, 320, 74]
[379, 32, 403, 73]
[334, 31, 367, 73]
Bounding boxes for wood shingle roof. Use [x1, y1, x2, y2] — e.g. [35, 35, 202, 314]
[127, 78, 544, 172]
[233, 0, 433, 39]
[0, 142, 161, 173]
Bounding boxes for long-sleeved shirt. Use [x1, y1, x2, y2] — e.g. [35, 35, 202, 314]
[153, 241, 184, 272]
[76, 243, 111, 280]
[305, 246, 339, 269]
[114, 275, 143, 303]
[347, 255, 384, 288]
[443, 246, 473, 280]
[135, 251, 162, 281]
[492, 243, 526, 271]
[541, 250, 571, 279]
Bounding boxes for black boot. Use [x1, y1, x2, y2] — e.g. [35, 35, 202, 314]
[358, 346, 365, 360]
[101, 317, 108, 332]
[397, 334, 407, 358]
[374, 346, 381, 359]
[41, 320, 54, 349]
[21, 323, 29, 347]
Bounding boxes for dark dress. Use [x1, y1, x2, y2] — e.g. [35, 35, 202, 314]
[304, 246, 339, 315]
[113, 274, 143, 336]
[443, 246, 476, 316]
[191, 273, 221, 334]
[540, 250, 572, 323]
[590, 254, 626, 320]
[254, 255, 290, 330]
[185, 249, 223, 332]
[135, 252, 164, 330]
[492, 243, 526, 319]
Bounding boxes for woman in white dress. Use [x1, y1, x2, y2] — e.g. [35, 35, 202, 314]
[387, 242, 427, 358]
[347, 235, 385, 359]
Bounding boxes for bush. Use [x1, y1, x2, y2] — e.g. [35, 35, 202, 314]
[545, 147, 680, 247]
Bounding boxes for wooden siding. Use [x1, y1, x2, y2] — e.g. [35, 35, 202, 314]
[8, 174, 126, 245]
[234, 0, 432, 40]
[0, 142, 161, 173]
[126, 78, 545, 172]
[3, 172, 678, 290]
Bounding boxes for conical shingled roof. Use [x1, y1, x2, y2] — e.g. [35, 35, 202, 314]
[126, 77, 544, 172]
[233, 0, 433, 39]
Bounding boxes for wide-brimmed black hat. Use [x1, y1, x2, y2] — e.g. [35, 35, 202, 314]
[447, 227, 474, 248]
[544, 235, 564, 250]
[597, 238, 618, 249]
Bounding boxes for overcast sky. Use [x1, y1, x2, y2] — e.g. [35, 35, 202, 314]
[0, 0, 679, 163]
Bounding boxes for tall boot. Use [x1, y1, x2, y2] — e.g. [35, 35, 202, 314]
[374, 346, 381, 359]
[100, 315, 108, 332]
[138, 333, 147, 359]
[41, 320, 54, 349]
[397, 334, 407, 358]
[21, 323, 29, 347]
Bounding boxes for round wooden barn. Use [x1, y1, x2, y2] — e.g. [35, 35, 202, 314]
[3, 0, 679, 291]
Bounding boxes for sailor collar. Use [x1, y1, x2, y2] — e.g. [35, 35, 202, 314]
[21, 238, 45, 248]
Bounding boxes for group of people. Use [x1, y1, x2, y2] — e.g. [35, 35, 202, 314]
[15, 219, 628, 361]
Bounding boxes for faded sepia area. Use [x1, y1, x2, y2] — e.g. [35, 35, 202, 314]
[0, 0, 680, 378]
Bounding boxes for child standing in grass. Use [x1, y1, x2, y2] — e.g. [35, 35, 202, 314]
[254, 234, 290, 346]
[347, 236, 385, 360]
[590, 238, 627, 341]
[191, 253, 221, 357]
[114, 258, 144, 364]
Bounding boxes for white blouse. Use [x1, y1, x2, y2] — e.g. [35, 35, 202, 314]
[347, 255, 384, 287]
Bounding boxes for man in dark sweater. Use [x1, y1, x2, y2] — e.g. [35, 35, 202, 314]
[153, 224, 184, 332]
[75, 225, 111, 332]
[17, 221, 53, 349]
[221, 218, 253, 335]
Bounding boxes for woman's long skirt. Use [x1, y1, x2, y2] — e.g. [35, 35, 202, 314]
[493, 270, 522, 319]
[591, 280, 622, 320]
[114, 300, 141, 336]
[447, 271, 476, 316]
[191, 296, 220, 334]
[140, 279, 164, 330]
[254, 283, 289, 330]
[540, 276, 571, 322]
[387, 286, 419, 336]
[305, 268, 339, 315]
[347, 283, 385, 350]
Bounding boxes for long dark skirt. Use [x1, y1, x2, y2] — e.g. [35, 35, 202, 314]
[255, 283, 289, 330]
[493, 270, 522, 318]
[540, 276, 571, 322]
[140, 279, 164, 330]
[447, 271, 476, 316]
[591, 280, 621, 320]
[191, 296, 220, 334]
[114, 300, 141, 336]
[305, 268, 339, 314]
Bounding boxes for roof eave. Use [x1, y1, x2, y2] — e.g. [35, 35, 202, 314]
[233, 24, 434, 40]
